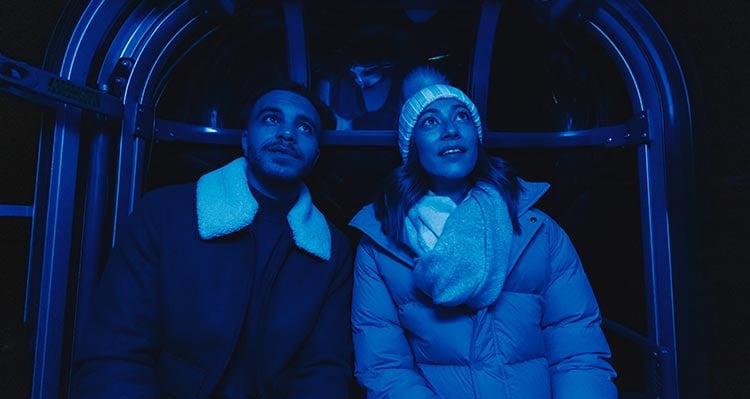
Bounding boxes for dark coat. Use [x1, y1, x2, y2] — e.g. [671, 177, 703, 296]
[72, 158, 354, 399]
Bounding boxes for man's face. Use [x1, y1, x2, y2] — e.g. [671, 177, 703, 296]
[349, 63, 390, 89]
[243, 90, 321, 182]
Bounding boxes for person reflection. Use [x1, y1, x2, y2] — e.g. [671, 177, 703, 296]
[349, 67, 618, 398]
[318, 60, 404, 130]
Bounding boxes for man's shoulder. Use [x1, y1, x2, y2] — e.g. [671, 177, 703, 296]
[141, 182, 196, 204]
[135, 182, 198, 217]
[324, 218, 352, 249]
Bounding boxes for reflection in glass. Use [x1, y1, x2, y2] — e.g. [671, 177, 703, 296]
[306, 3, 481, 130]
[487, 1, 631, 132]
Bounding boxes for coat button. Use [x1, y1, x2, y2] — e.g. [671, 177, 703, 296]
[530, 216, 537, 223]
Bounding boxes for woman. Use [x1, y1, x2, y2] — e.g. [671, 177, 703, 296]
[349, 69, 617, 398]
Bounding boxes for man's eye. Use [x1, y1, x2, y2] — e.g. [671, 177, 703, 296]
[297, 123, 314, 135]
[456, 111, 469, 121]
[262, 114, 279, 124]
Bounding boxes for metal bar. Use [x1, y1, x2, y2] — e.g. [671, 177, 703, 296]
[608, 17, 670, 395]
[283, 0, 307, 85]
[74, 113, 113, 351]
[587, 2, 689, 397]
[601, 318, 660, 353]
[0, 205, 33, 217]
[24, 123, 52, 328]
[30, 0, 133, 396]
[0, 53, 123, 118]
[110, 2, 199, 249]
[470, 0, 502, 120]
[148, 115, 647, 148]
[31, 108, 81, 399]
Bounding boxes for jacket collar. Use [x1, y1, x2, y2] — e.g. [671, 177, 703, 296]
[349, 178, 550, 266]
[196, 157, 331, 261]
[517, 179, 550, 216]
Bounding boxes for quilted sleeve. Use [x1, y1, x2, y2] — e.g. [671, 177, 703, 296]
[541, 217, 618, 399]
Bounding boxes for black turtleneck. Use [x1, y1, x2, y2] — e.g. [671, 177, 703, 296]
[211, 186, 297, 398]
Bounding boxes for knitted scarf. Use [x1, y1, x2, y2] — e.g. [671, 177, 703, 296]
[405, 183, 512, 309]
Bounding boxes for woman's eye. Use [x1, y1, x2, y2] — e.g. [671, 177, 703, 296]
[420, 117, 437, 127]
[456, 111, 469, 121]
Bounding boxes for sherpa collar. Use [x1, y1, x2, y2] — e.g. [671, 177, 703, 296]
[195, 157, 331, 261]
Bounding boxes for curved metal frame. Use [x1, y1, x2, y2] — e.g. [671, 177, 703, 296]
[585, 3, 696, 397]
[29, 1, 136, 397]
[24, 0, 695, 398]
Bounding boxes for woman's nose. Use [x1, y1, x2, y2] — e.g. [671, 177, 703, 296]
[442, 121, 460, 139]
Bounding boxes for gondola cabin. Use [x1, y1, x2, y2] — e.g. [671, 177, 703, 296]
[0, 0, 706, 398]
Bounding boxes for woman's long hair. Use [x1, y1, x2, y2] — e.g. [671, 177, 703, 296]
[374, 140, 523, 245]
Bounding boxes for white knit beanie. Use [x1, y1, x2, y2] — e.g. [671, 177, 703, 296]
[398, 84, 483, 163]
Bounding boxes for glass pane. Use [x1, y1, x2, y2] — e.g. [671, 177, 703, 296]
[156, 4, 289, 129]
[0, 95, 42, 205]
[307, 3, 481, 130]
[144, 142, 242, 192]
[487, 1, 632, 131]
[494, 145, 646, 393]
[0, 217, 33, 398]
[151, 4, 288, 191]
[309, 146, 401, 229]
[0, 0, 63, 206]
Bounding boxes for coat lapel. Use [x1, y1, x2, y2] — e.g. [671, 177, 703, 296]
[196, 157, 331, 261]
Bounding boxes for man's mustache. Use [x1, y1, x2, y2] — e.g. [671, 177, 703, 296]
[263, 142, 300, 158]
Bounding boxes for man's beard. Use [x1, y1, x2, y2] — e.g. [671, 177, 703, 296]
[246, 142, 313, 182]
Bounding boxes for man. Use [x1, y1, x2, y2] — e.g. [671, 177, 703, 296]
[71, 83, 354, 398]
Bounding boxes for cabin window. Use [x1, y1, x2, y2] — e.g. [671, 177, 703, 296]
[487, 1, 632, 132]
[306, 3, 481, 130]
[148, 4, 288, 190]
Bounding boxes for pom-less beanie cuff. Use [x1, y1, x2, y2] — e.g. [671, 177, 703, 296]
[398, 84, 483, 163]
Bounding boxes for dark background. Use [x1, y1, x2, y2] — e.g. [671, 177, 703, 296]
[638, 1, 750, 396]
[1, 0, 748, 397]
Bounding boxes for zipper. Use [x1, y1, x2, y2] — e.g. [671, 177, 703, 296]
[251, 238, 294, 397]
[469, 310, 480, 398]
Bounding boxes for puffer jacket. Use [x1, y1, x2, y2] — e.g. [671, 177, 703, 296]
[349, 180, 617, 399]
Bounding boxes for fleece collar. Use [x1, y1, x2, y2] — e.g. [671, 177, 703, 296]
[195, 157, 331, 261]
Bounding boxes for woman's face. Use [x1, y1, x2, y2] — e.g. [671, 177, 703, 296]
[412, 98, 479, 192]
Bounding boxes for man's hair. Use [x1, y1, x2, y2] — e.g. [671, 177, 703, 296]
[374, 142, 523, 245]
[244, 80, 335, 131]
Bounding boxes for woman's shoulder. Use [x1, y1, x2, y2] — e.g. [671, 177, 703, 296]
[349, 202, 379, 231]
